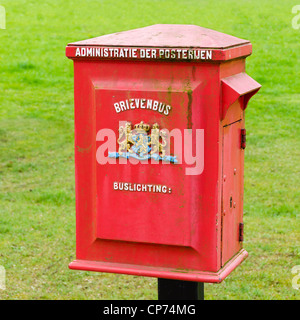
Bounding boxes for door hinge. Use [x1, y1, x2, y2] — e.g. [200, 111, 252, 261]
[239, 223, 244, 242]
[241, 129, 246, 149]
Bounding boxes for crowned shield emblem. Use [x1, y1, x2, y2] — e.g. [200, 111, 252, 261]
[109, 121, 177, 163]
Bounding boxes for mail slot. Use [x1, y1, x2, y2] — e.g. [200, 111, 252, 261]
[66, 24, 261, 283]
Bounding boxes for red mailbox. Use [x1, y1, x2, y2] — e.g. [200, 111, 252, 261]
[66, 24, 261, 283]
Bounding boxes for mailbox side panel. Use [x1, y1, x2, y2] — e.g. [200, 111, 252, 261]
[72, 59, 222, 276]
[221, 113, 245, 265]
[220, 59, 251, 266]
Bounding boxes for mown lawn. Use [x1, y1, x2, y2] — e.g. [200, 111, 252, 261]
[0, 0, 299, 299]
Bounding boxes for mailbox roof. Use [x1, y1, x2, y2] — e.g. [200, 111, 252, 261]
[66, 24, 252, 61]
[69, 24, 250, 49]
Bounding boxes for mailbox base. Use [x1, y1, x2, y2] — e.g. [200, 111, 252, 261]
[69, 249, 248, 283]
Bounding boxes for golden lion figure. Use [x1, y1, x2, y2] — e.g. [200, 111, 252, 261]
[159, 130, 168, 158]
[150, 123, 160, 155]
[117, 122, 134, 154]
[149, 123, 168, 158]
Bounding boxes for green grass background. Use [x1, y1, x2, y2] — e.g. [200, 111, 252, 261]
[0, 0, 299, 299]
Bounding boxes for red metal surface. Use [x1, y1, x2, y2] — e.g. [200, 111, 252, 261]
[66, 24, 260, 283]
[69, 249, 248, 283]
[221, 73, 261, 119]
[221, 119, 244, 265]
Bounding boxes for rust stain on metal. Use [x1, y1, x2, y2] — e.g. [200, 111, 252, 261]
[187, 89, 193, 129]
[76, 144, 92, 153]
[192, 66, 196, 81]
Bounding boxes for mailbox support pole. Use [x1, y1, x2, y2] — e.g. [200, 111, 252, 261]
[158, 278, 204, 300]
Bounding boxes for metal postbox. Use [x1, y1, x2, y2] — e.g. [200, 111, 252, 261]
[66, 24, 261, 283]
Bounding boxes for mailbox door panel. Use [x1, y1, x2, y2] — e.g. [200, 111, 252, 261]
[95, 88, 194, 247]
[221, 120, 244, 265]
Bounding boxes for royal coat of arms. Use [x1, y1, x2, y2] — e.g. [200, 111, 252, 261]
[109, 121, 178, 163]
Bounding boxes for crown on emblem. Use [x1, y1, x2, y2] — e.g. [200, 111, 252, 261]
[134, 121, 150, 133]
